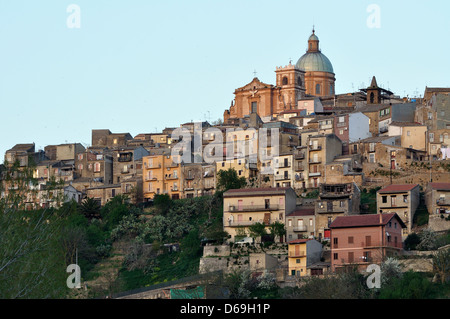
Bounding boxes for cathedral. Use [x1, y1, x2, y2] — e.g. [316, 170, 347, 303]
[223, 28, 335, 122]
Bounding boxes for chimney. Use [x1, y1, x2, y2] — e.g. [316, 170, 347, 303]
[379, 212, 383, 224]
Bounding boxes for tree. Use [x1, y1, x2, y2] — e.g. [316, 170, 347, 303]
[78, 197, 101, 220]
[248, 222, 267, 243]
[269, 221, 286, 243]
[432, 247, 450, 284]
[216, 168, 246, 192]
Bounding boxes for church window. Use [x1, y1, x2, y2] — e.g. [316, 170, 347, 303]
[297, 77, 302, 86]
[251, 101, 257, 113]
[370, 92, 375, 103]
[315, 84, 321, 94]
[282, 76, 288, 85]
[330, 84, 334, 95]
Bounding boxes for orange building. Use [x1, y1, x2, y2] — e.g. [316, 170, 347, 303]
[142, 154, 181, 200]
[223, 28, 335, 122]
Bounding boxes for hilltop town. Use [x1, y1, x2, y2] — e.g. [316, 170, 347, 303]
[1, 30, 449, 299]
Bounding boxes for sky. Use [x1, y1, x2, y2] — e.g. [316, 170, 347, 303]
[0, 0, 449, 162]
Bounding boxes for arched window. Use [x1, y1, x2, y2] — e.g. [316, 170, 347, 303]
[330, 84, 334, 95]
[297, 76, 302, 86]
[370, 92, 375, 104]
[315, 84, 321, 94]
[282, 76, 288, 85]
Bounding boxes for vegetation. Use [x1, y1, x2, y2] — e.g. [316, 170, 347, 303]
[216, 168, 247, 192]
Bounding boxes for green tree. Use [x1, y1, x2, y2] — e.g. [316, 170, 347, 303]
[248, 222, 267, 243]
[78, 197, 101, 220]
[269, 221, 286, 243]
[216, 168, 246, 192]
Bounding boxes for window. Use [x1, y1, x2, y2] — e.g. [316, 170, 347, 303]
[296, 259, 300, 264]
[330, 84, 334, 95]
[382, 196, 387, 203]
[403, 195, 408, 203]
[333, 237, 338, 247]
[429, 133, 434, 142]
[391, 196, 396, 206]
[78, 154, 83, 160]
[339, 129, 344, 135]
[315, 84, 321, 94]
[282, 76, 288, 85]
[348, 252, 354, 263]
[407, 131, 411, 136]
[333, 253, 338, 260]
[77, 164, 83, 170]
[428, 112, 432, 120]
[297, 76, 302, 86]
[251, 102, 257, 113]
[348, 236, 354, 244]
[94, 162, 101, 172]
[369, 153, 375, 163]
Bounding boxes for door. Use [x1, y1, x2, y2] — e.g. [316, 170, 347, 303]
[264, 213, 271, 225]
[238, 200, 243, 211]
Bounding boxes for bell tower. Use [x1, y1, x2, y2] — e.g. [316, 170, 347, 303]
[366, 76, 382, 104]
[275, 60, 306, 113]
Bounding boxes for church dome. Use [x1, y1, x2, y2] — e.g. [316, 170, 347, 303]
[296, 29, 334, 74]
[296, 52, 334, 73]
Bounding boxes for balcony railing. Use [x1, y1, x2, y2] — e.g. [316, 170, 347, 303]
[308, 172, 321, 177]
[294, 153, 305, 160]
[228, 204, 280, 212]
[309, 145, 322, 151]
[277, 162, 291, 168]
[275, 174, 291, 181]
[293, 226, 307, 232]
[288, 251, 306, 258]
[360, 241, 403, 249]
[309, 157, 322, 163]
[226, 220, 270, 227]
[147, 163, 161, 169]
[437, 198, 450, 206]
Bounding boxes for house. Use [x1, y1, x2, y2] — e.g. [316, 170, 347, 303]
[287, 238, 322, 277]
[112, 146, 149, 184]
[75, 149, 114, 185]
[223, 187, 297, 242]
[333, 112, 371, 154]
[329, 213, 405, 272]
[357, 104, 392, 136]
[86, 184, 122, 206]
[388, 121, 427, 151]
[44, 143, 85, 161]
[324, 154, 364, 186]
[377, 184, 420, 237]
[142, 152, 182, 200]
[273, 153, 295, 188]
[425, 182, 450, 215]
[64, 184, 82, 203]
[427, 128, 450, 160]
[306, 133, 342, 188]
[285, 206, 315, 241]
[315, 182, 361, 241]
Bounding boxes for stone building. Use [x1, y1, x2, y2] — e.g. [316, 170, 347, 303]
[377, 184, 420, 237]
[315, 182, 361, 241]
[285, 206, 315, 241]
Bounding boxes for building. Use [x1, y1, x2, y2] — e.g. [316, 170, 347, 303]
[330, 213, 405, 272]
[388, 121, 427, 151]
[91, 129, 133, 149]
[75, 149, 113, 185]
[273, 153, 295, 188]
[358, 104, 392, 136]
[287, 238, 323, 277]
[285, 206, 315, 241]
[333, 112, 371, 154]
[425, 182, 450, 215]
[306, 133, 342, 188]
[315, 182, 361, 241]
[377, 184, 420, 237]
[223, 187, 297, 242]
[112, 146, 149, 184]
[44, 143, 85, 161]
[142, 153, 182, 200]
[223, 29, 335, 122]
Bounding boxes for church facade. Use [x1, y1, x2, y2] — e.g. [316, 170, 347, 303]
[224, 29, 336, 122]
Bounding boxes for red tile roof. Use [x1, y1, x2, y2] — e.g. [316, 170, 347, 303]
[287, 208, 315, 216]
[329, 213, 406, 229]
[378, 184, 419, 194]
[429, 182, 450, 191]
[288, 239, 310, 244]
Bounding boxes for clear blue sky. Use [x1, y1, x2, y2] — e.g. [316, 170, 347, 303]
[0, 0, 449, 162]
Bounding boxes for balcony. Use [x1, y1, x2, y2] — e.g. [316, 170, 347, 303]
[147, 163, 161, 169]
[295, 164, 304, 171]
[277, 162, 291, 168]
[275, 174, 291, 181]
[226, 220, 270, 227]
[294, 153, 305, 160]
[309, 145, 322, 151]
[165, 174, 178, 180]
[118, 153, 133, 162]
[308, 172, 321, 177]
[167, 162, 179, 168]
[228, 204, 280, 212]
[309, 157, 322, 164]
[437, 198, 450, 206]
[145, 176, 157, 181]
[293, 226, 307, 232]
[360, 241, 403, 249]
[288, 251, 306, 258]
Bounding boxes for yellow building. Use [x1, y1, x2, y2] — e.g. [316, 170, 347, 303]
[287, 239, 323, 277]
[216, 157, 257, 180]
[143, 153, 181, 200]
[223, 187, 297, 242]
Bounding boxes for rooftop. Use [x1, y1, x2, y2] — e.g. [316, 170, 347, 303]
[429, 182, 450, 191]
[330, 213, 406, 229]
[378, 184, 419, 194]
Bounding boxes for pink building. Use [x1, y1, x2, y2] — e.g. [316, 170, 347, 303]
[329, 213, 405, 272]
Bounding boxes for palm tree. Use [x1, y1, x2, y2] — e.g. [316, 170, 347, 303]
[78, 197, 101, 220]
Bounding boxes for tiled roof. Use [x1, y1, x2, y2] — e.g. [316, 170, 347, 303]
[329, 213, 406, 229]
[287, 207, 315, 216]
[378, 184, 419, 194]
[288, 239, 310, 244]
[429, 182, 450, 191]
[390, 121, 425, 127]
